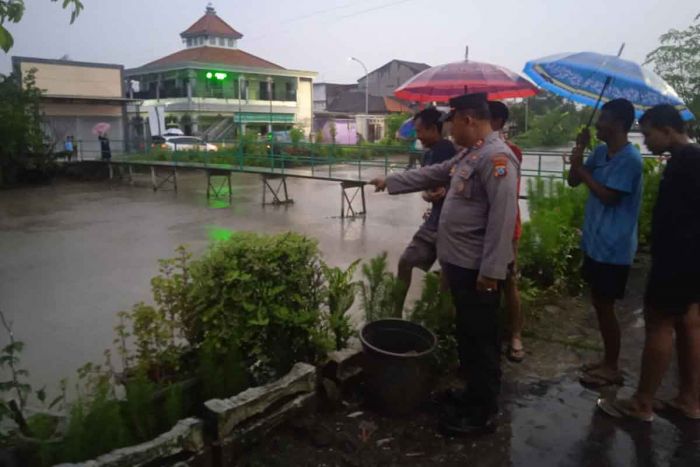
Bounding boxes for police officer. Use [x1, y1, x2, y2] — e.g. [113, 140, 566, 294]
[370, 92, 519, 435]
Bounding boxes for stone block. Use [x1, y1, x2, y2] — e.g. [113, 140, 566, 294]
[204, 362, 316, 441]
[55, 417, 205, 467]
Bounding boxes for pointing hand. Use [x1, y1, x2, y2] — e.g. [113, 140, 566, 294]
[369, 177, 386, 192]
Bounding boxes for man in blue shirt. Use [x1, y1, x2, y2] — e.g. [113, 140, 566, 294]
[395, 107, 456, 313]
[597, 104, 700, 422]
[568, 98, 643, 388]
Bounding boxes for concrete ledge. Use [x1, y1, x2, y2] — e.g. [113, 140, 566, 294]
[55, 417, 204, 467]
[204, 362, 316, 441]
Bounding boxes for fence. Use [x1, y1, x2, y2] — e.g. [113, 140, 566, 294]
[61, 138, 657, 181]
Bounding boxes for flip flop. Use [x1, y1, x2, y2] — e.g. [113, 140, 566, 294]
[597, 398, 654, 422]
[580, 361, 604, 373]
[653, 399, 700, 420]
[506, 345, 525, 363]
[579, 368, 624, 388]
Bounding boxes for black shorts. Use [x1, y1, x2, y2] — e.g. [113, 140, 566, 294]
[582, 255, 630, 300]
[645, 266, 700, 316]
[400, 226, 438, 272]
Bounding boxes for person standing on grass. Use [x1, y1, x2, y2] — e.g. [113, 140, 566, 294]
[567, 98, 643, 388]
[395, 107, 456, 314]
[598, 104, 700, 422]
[489, 101, 525, 363]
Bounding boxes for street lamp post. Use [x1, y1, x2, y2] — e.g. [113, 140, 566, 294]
[350, 57, 369, 143]
[238, 75, 244, 141]
[350, 57, 369, 115]
[267, 76, 273, 156]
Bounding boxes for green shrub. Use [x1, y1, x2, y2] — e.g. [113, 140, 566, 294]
[639, 158, 662, 248]
[360, 253, 404, 322]
[190, 232, 329, 383]
[409, 272, 456, 371]
[321, 259, 361, 351]
[198, 341, 248, 401]
[519, 178, 587, 294]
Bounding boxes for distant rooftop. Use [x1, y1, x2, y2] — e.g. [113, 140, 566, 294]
[180, 4, 243, 40]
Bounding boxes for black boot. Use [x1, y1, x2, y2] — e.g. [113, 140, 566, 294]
[439, 404, 498, 436]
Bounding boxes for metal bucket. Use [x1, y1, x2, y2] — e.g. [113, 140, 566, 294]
[360, 319, 437, 415]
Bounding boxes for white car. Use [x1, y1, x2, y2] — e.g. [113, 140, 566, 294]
[160, 136, 218, 152]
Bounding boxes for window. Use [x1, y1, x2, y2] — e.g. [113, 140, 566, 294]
[285, 82, 296, 101]
[209, 36, 216, 45]
[227, 38, 234, 47]
[259, 81, 275, 100]
[219, 37, 225, 46]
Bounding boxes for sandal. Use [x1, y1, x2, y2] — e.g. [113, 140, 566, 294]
[506, 345, 525, 363]
[597, 397, 654, 422]
[579, 368, 624, 388]
[653, 399, 700, 420]
[580, 361, 604, 373]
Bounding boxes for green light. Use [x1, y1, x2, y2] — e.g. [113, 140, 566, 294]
[206, 72, 213, 79]
[214, 72, 228, 81]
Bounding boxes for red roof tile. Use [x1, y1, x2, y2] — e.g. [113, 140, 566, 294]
[181, 8, 243, 39]
[142, 47, 284, 70]
[383, 97, 412, 113]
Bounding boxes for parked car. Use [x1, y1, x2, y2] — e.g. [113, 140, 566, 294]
[156, 136, 218, 152]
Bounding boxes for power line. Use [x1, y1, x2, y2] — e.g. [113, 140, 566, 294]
[280, 0, 374, 25]
[246, 0, 419, 42]
[338, 0, 417, 19]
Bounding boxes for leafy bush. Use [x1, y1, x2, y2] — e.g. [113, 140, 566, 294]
[360, 253, 404, 322]
[409, 273, 456, 371]
[321, 259, 361, 351]
[190, 232, 329, 383]
[114, 246, 194, 382]
[519, 178, 587, 294]
[639, 158, 662, 248]
[290, 127, 305, 146]
[514, 109, 585, 149]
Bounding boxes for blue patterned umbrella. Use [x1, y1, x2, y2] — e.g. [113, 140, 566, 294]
[524, 52, 694, 121]
[397, 117, 416, 140]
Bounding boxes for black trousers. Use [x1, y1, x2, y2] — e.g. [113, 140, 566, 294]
[443, 263, 502, 414]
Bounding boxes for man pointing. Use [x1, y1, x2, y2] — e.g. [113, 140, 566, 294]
[370, 92, 519, 435]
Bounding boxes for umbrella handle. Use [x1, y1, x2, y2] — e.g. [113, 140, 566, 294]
[586, 76, 613, 128]
[585, 43, 625, 129]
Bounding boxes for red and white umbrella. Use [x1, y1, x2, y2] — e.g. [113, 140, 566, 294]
[395, 59, 538, 103]
[92, 122, 111, 136]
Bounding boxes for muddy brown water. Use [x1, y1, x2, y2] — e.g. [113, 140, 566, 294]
[1, 167, 513, 389]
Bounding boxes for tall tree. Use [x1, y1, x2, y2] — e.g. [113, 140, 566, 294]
[0, 69, 48, 185]
[645, 14, 700, 134]
[0, 0, 83, 52]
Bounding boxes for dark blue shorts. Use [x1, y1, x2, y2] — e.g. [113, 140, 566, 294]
[582, 255, 630, 300]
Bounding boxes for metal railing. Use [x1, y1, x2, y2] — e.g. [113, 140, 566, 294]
[62, 139, 658, 182]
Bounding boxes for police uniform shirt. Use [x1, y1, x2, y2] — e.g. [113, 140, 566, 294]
[385, 131, 519, 280]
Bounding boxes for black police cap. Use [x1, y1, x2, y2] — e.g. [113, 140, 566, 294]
[440, 92, 489, 122]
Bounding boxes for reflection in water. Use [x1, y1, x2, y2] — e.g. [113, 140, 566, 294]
[510, 378, 696, 466]
[207, 225, 235, 242]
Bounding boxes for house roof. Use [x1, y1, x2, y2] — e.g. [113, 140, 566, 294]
[383, 97, 413, 113]
[358, 59, 431, 82]
[181, 5, 243, 39]
[327, 90, 412, 114]
[140, 46, 284, 71]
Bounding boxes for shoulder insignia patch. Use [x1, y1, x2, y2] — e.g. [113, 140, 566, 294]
[492, 155, 508, 178]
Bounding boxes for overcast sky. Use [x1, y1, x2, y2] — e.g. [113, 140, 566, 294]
[1, 0, 698, 83]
